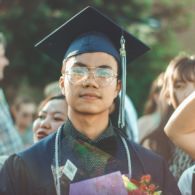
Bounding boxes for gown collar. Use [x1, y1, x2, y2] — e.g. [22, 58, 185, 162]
[62, 119, 117, 144]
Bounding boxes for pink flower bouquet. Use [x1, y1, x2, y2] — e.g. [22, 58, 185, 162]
[69, 171, 162, 195]
[122, 174, 162, 195]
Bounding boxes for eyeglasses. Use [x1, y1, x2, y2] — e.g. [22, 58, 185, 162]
[65, 66, 118, 87]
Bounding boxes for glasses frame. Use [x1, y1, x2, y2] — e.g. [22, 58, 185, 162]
[64, 66, 118, 87]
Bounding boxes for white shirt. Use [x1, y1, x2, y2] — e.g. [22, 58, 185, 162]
[178, 164, 195, 195]
[124, 94, 139, 142]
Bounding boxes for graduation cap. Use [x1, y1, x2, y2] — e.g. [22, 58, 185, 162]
[35, 6, 150, 129]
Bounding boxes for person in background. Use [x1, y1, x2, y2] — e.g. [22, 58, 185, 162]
[44, 81, 62, 98]
[164, 90, 195, 194]
[137, 71, 175, 164]
[33, 95, 68, 143]
[177, 164, 195, 195]
[0, 7, 180, 195]
[110, 94, 139, 142]
[160, 53, 195, 180]
[138, 72, 165, 142]
[140, 101, 175, 163]
[165, 89, 195, 160]
[0, 32, 23, 156]
[11, 96, 37, 147]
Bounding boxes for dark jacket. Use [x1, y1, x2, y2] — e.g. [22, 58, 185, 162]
[0, 127, 180, 195]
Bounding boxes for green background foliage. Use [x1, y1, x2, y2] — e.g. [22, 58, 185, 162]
[0, 0, 194, 115]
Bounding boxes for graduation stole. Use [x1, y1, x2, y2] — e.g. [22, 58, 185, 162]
[52, 132, 127, 195]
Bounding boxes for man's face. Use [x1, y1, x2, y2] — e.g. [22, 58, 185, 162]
[168, 79, 195, 109]
[0, 44, 9, 80]
[59, 52, 121, 116]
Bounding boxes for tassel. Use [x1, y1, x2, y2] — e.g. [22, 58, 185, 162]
[118, 35, 126, 129]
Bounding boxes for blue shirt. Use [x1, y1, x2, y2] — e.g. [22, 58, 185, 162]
[0, 88, 23, 155]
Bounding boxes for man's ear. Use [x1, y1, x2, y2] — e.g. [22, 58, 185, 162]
[59, 76, 65, 96]
[115, 79, 121, 98]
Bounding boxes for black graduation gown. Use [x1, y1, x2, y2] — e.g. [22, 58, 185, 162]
[0, 125, 181, 195]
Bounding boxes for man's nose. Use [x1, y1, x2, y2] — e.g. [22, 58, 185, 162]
[87, 70, 96, 79]
[81, 70, 98, 87]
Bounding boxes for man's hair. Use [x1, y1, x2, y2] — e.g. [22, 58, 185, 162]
[0, 32, 6, 47]
[161, 53, 195, 98]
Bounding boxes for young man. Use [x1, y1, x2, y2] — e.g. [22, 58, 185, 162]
[0, 32, 23, 156]
[0, 7, 180, 195]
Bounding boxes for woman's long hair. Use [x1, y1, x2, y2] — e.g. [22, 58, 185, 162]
[141, 104, 175, 162]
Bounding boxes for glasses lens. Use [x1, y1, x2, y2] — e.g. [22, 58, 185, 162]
[67, 66, 88, 84]
[95, 68, 115, 86]
[95, 68, 113, 78]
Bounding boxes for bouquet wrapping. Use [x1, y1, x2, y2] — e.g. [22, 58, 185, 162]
[69, 171, 162, 195]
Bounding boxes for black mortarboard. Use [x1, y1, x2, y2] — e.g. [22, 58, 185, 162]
[35, 6, 150, 129]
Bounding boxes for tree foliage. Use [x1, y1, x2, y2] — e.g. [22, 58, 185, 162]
[0, 0, 194, 113]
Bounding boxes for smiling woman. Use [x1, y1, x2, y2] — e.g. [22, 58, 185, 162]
[33, 95, 68, 143]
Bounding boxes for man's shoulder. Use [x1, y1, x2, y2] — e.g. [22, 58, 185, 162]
[128, 140, 164, 163]
[18, 132, 56, 162]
